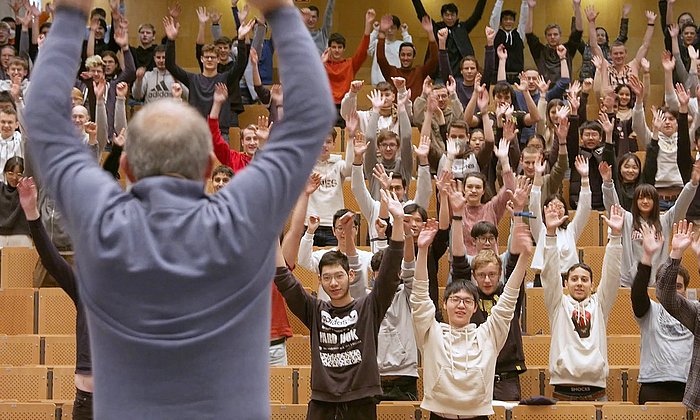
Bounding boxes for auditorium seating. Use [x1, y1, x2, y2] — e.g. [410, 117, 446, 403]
[0, 402, 56, 420]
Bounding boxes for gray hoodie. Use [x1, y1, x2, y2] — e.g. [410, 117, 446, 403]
[132, 68, 188, 104]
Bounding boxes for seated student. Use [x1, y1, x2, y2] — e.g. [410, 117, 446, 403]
[376, 14, 438, 100]
[447, 179, 528, 401]
[567, 113, 615, 211]
[360, 87, 413, 201]
[411, 218, 532, 418]
[132, 45, 189, 103]
[0, 156, 30, 247]
[208, 83, 269, 173]
[211, 165, 233, 193]
[414, 79, 465, 172]
[305, 125, 353, 247]
[0, 106, 22, 173]
[17, 177, 93, 419]
[437, 123, 492, 181]
[323, 9, 373, 124]
[340, 77, 413, 136]
[519, 115, 569, 212]
[632, 222, 692, 404]
[437, 26, 494, 108]
[632, 78, 694, 211]
[656, 220, 700, 411]
[368, 15, 412, 85]
[275, 194, 404, 420]
[489, 0, 528, 83]
[351, 127, 432, 253]
[163, 14, 250, 136]
[299, 208, 374, 301]
[0, 57, 29, 102]
[602, 161, 700, 287]
[542, 202, 623, 401]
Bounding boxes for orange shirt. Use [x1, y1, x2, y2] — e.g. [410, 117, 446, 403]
[325, 34, 371, 104]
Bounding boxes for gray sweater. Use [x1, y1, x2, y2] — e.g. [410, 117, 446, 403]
[23, 6, 335, 420]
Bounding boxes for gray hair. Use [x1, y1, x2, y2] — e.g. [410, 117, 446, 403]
[124, 99, 212, 181]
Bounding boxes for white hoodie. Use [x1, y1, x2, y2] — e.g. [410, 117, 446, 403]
[542, 235, 622, 388]
[410, 266, 518, 416]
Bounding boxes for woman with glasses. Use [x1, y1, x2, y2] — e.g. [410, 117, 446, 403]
[530, 154, 591, 274]
[0, 156, 31, 247]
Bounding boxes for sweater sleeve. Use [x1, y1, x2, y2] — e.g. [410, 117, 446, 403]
[376, 38, 395, 82]
[27, 218, 77, 303]
[164, 39, 192, 87]
[483, 284, 519, 351]
[370, 240, 404, 318]
[226, 40, 248, 89]
[529, 185, 544, 244]
[351, 34, 370, 73]
[297, 232, 320, 273]
[351, 164, 378, 228]
[208, 116, 233, 168]
[631, 262, 652, 318]
[656, 258, 699, 331]
[414, 164, 432, 210]
[542, 235, 563, 317]
[273, 266, 317, 329]
[569, 182, 591, 242]
[602, 180, 620, 213]
[451, 255, 472, 280]
[632, 102, 652, 149]
[410, 266, 437, 349]
[678, 112, 693, 183]
[398, 103, 414, 183]
[597, 236, 622, 318]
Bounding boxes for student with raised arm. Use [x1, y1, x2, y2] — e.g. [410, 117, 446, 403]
[275, 192, 404, 419]
[208, 83, 269, 173]
[632, 223, 692, 404]
[340, 77, 412, 136]
[351, 129, 432, 253]
[602, 143, 700, 288]
[22, 0, 336, 417]
[461, 130, 516, 255]
[368, 15, 412, 85]
[657, 220, 700, 411]
[586, 5, 655, 90]
[542, 202, 623, 401]
[525, 0, 583, 84]
[362, 88, 413, 200]
[412, 219, 532, 418]
[377, 15, 437, 100]
[448, 177, 530, 401]
[489, 0, 528, 83]
[163, 11, 249, 136]
[301, 0, 336, 54]
[531, 152, 591, 275]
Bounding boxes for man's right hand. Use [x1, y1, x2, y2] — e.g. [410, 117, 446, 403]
[213, 83, 228, 105]
[163, 16, 180, 41]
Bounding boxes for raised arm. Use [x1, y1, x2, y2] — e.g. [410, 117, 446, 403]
[320, 0, 336, 37]
[632, 223, 663, 318]
[584, 5, 604, 59]
[597, 204, 624, 316]
[274, 242, 317, 329]
[209, 83, 236, 168]
[658, 219, 699, 331]
[18, 177, 78, 302]
[410, 219, 439, 346]
[281, 173, 321, 269]
[633, 11, 658, 65]
[163, 17, 192, 86]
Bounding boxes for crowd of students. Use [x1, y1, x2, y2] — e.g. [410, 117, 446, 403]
[4, 0, 700, 418]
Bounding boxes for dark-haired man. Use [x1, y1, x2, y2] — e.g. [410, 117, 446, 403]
[275, 192, 404, 420]
[411, 0, 488, 77]
[301, 0, 336, 54]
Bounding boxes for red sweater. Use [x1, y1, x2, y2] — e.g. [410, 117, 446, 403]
[325, 34, 370, 104]
[377, 38, 438, 101]
[208, 116, 252, 173]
